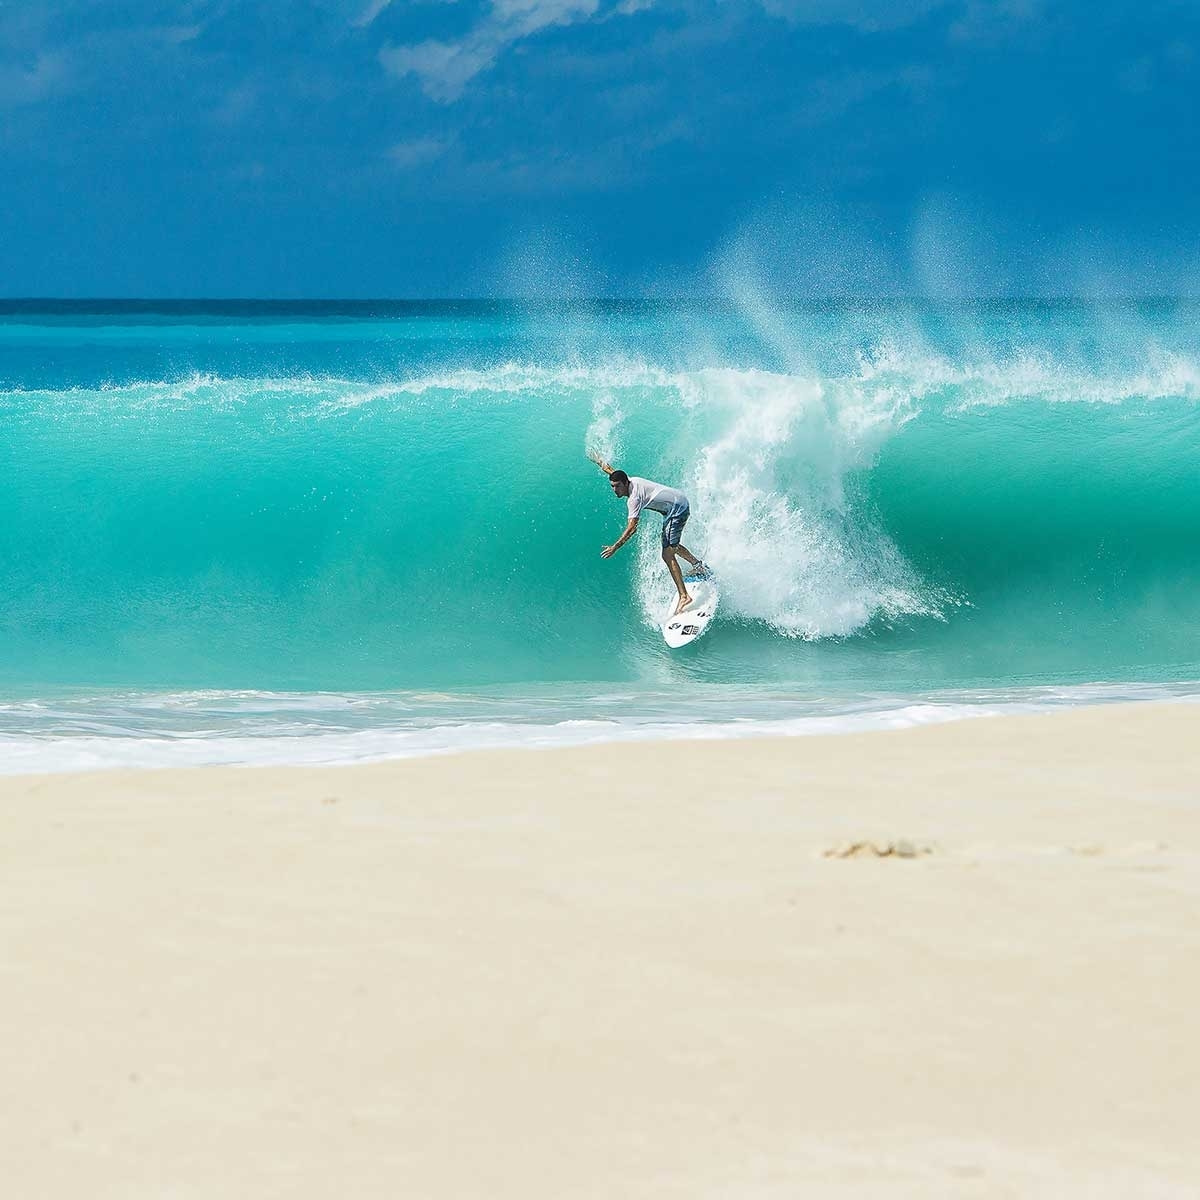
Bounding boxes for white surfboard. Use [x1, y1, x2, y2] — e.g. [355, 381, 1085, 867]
[661, 574, 720, 648]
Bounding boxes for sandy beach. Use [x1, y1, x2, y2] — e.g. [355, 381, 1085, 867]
[3, 702, 1198, 1198]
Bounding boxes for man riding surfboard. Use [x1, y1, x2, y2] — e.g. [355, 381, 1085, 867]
[589, 450, 710, 615]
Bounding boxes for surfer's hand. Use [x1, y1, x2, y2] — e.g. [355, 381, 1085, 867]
[601, 545, 616, 559]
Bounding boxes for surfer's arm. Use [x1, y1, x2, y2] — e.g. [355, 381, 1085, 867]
[587, 448, 613, 475]
[601, 517, 638, 558]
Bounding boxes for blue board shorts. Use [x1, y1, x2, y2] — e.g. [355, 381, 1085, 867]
[661, 505, 689, 548]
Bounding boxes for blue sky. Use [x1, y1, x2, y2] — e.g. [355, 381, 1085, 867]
[1, 0, 1196, 296]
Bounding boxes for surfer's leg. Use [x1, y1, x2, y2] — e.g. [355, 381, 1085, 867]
[662, 511, 694, 613]
[662, 545, 693, 614]
[675, 544, 712, 580]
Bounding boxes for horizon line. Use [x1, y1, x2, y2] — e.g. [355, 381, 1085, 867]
[2, 294, 1198, 305]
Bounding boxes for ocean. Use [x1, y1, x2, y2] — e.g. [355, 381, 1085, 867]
[2, 298, 1198, 771]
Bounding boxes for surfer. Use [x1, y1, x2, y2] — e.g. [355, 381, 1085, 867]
[589, 450, 709, 615]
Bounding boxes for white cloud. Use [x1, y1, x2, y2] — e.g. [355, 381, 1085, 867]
[491, 0, 599, 31]
[161, 24, 203, 45]
[0, 15, 205, 111]
[759, 0, 948, 32]
[948, 0, 1042, 42]
[380, 0, 635, 102]
[0, 51, 71, 108]
[354, 0, 464, 28]
[381, 37, 498, 102]
[354, 0, 396, 29]
[385, 135, 450, 167]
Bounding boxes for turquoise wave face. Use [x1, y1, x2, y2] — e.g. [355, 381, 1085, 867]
[2, 301, 1199, 694]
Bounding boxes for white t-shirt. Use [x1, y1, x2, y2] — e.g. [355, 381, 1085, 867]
[626, 476, 689, 521]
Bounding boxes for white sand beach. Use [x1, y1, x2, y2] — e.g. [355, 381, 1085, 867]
[3, 702, 1199, 1198]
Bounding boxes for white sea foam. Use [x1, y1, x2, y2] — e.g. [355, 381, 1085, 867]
[0, 683, 1195, 775]
[5, 341, 1197, 417]
[585, 363, 939, 636]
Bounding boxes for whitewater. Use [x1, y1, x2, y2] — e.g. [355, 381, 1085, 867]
[2, 299, 1199, 771]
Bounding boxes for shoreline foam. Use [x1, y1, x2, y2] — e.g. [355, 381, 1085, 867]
[2, 681, 1198, 774]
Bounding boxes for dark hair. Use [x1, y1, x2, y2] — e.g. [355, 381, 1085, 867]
[609, 469, 630, 485]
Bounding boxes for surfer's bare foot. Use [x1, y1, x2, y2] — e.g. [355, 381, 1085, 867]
[674, 592, 694, 615]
